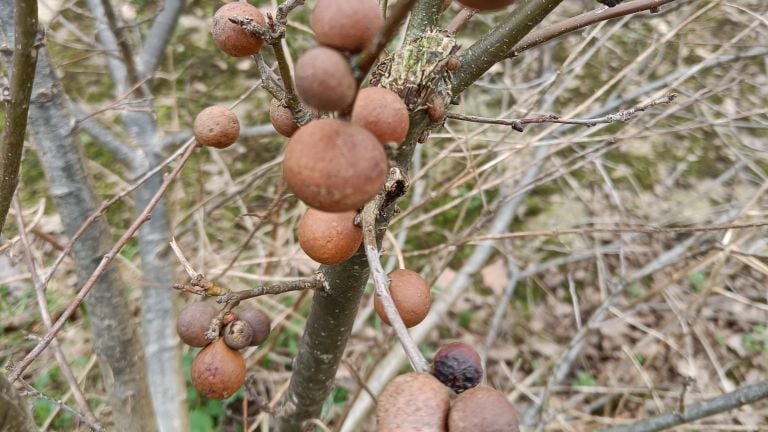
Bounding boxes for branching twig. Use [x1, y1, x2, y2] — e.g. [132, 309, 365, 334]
[597, 379, 768, 432]
[18, 378, 104, 432]
[275, 0, 305, 25]
[7, 139, 200, 383]
[446, 93, 677, 131]
[361, 195, 429, 374]
[12, 196, 99, 426]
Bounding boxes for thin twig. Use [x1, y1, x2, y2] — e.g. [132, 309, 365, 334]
[266, 23, 312, 124]
[510, 0, 680, 56]
[12, 196, 100, 426]
[446, 93, 677, 131]
[361, 196, 429, 373]
[18, 378, 104, 432]
[275, 0, 305, 24]
[446, 7, 477, 34]
[169, 237, 197, 278]
[597, 379, 768, 432]
[7, 139, 200, 383]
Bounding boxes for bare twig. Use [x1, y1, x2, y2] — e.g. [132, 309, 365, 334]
[275, 0, 305, 24]
[0, 0, 39, 234]
[7, 139, 200, 383]
[446, 93, 677, 131]
[169, 237, 197, 278]
[446, 7, 477, 34]
[451, 0, 565, 94]
[597, 379, 768, 432]
[12, 196, 99, 426]
[510, 0, 680, 56]
[18, 378, 104, 432]
[266, 19, 312, 125]
[361, 196, 429, 373]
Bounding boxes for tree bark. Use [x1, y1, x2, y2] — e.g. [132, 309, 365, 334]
[81, 0, 189, 428]
[23, 49, 157, 432]
[0, 0, 38, 234]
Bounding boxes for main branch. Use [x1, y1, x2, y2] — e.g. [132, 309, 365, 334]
[0, 0, 38, 234]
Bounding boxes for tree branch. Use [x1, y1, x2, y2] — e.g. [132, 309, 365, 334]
[138, 0, 184, 76]
[405, 0, 445, 38]
[7, 137, 198, 384]
[510, 0, 680, 56]
[597, 380, 768, 432]
[451, 0, 565, 95]
[445, 93, 677, 131]
[0, 0, 38, 235]
[361, 190, 429, 373]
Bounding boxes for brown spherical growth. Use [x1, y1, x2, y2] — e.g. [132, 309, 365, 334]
[193, 106, 240, 148]
[190, 338, 246, 400]
[223, 320, 254, 350]
[427, 94, 446, 123]
[177, 301, 217, 347]
[237, 306, 271, 346]
[456, 0, 516, 10]
[269, 99, 300, 137]
[446, 56, 461, 71]
[211, 2, 266, 57]
[433, 342, 483, 393]
[448, 386, 520, 432]
[376, 372, 450, 432]
[295, 46, 356, 112]
[374, 269, 431, 328]
[310, 0, 383, 53]
[283, 119, 388, 212]
[298, 209, 362, 264]
[351, 87, 409, 146]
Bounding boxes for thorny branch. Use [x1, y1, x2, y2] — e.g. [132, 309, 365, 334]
[445, 93, 677, 132]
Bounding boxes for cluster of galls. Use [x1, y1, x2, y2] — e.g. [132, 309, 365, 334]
[177, 302, 271, 400]
[377, 342, 519, 431]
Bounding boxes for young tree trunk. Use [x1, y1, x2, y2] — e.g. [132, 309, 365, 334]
[0, 374, 37, 432]
[276, 1, 564, 429]
[23, 49, 157, 432]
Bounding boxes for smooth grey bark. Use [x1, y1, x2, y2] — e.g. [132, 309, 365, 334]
[22, 49, 157, 432]
[0, 374, 37, 432]
[82, 1, 189, 429]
